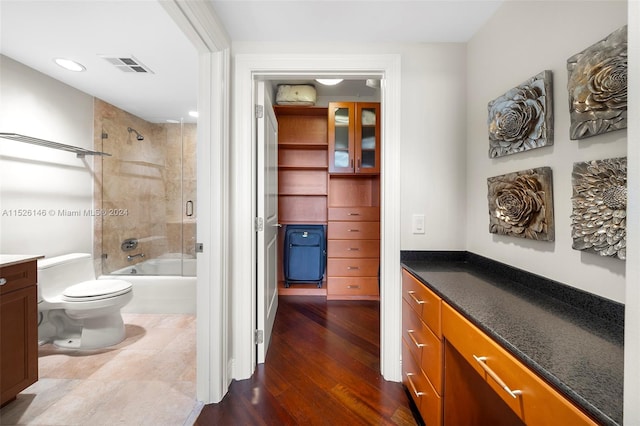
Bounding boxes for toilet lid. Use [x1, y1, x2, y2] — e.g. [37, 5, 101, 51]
[63, 279, 132, 301]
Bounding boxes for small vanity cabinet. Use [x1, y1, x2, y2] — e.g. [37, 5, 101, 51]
[1, 256, 40, 407]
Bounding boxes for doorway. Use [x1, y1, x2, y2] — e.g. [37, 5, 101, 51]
[231, 54, 403, 383]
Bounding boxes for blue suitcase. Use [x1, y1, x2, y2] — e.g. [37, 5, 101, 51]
[283, 225, 326, 288]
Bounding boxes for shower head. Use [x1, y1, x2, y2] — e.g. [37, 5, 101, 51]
[127, 127, 144, 141]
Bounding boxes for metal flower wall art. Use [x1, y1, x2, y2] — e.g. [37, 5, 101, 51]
[571, 157, 626, 260]
[487, 70, 553, 158]
[487, 167, 554, 241]
[567, 25, 627, 140]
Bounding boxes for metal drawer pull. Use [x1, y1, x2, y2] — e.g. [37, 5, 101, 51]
[347, 212, 360, 216]
[347, 266, 360, 270]
[348, 229, 360, 232]
[473, 355, 522, 399]
[347, 247, 360, 251]
[407, 330, 426, 348]
[0, 278, 6, 286]
[405, 372, 426, 397]
[407, 290, 426, 305]
[346, 285, 361, 289]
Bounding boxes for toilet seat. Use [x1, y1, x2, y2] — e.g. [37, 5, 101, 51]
[62, 279, 132, 302]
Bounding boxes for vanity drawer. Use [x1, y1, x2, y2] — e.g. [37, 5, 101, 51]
[327, 258, 379, 277]
[0, 261, 37, 295]
[327, 240, 380, 258]
[328, 207, 380, 222]
[442, 303, 597, 426]
[402, 299, 443, 393]
[402, 340, 442, 426]
[327, 221, 380, 240]
[401, 269, 441, 338]
[327, 277, 378, 297]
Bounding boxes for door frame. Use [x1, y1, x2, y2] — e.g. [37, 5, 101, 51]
[231, 54, 403, 382]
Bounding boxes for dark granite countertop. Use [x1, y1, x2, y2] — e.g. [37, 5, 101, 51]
[401, 251, 624, 426]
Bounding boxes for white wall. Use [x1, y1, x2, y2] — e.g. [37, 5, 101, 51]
[466, 1, 628, 302]
[233, 42, 468, 250]
[624, 0, 639, 422]
[0, 55, 95, 257]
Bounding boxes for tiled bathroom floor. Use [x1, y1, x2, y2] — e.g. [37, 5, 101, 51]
[0, 314, 200, 426]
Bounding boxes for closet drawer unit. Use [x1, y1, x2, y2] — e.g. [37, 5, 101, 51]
[327, 277, 378, 296]
[328, 207, 380, 222]
[442, 303, 597, 426]
[402, 340, 442, 426]
[401, 269, 441, 338]
[327, 221, 380, 240]
[327, 258, 379, 277]
[402, 299, 443, 394]
[327, 240, 380, 258]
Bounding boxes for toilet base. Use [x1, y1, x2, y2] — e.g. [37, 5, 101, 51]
[39, 309, 127, 350]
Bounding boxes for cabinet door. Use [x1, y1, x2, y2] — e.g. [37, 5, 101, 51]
[355, 103, 380, 174]
[328, 102, 355, 173]
[1, 285, 38, 406]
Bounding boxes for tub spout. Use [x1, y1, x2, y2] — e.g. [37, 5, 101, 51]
[127, 253, 145, 262]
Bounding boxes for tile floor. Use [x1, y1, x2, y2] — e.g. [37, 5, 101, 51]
[0, 314, 200, 426]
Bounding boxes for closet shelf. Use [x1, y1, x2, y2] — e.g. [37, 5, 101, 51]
[0, 133, 111, 158]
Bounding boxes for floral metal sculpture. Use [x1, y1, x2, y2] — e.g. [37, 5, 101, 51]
[567, 25, 627, 140]
[487, 167, 554, 241]
[487, 70, 553, 158]
[571, 157, 626, 260]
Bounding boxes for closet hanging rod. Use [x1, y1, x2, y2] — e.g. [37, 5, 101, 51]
[0, 132, 111, 158]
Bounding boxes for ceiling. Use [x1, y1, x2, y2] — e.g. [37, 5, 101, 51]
[0, 1, 503, 125]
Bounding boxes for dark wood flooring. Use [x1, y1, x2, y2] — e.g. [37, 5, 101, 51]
[195, 296, 418, 425]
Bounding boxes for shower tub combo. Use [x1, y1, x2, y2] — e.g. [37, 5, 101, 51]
[100, 255, 196, 314]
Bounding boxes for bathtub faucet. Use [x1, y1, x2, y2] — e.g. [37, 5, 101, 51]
[127, 253, 145, 262]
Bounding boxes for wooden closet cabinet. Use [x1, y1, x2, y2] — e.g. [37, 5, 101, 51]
[326, 102, 381, 300]
[328, 102, 380, 175]
[275, 106, 329, 295]
[1, 259, 38, 407]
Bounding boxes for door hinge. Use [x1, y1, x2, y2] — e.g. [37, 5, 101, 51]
[255, 104, 264, 119]
[255, 217, 264, 232]
[255, 329, 264, 345]
[195, 242, 204, 253]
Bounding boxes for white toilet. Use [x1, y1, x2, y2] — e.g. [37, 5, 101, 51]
[37, 253, 133, 350]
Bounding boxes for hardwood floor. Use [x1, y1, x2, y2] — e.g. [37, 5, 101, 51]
[195, 296, 419, 425]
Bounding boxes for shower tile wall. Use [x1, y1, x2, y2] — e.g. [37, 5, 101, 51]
[93, 99, 196, 275]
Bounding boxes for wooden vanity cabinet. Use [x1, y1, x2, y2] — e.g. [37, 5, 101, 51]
[401, 268, 598, 426]
[1, 260, 38, 407]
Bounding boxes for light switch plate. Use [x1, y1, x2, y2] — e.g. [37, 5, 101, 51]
[412, 214, 425, 234]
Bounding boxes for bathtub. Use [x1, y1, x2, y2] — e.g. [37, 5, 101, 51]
[99, 257, 196, 314]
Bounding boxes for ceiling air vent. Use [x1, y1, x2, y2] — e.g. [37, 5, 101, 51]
[100, 55, 154, 74]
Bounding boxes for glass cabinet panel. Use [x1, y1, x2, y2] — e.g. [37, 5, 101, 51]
[359, 107, 377, 171]
[334, 107, 350, 168]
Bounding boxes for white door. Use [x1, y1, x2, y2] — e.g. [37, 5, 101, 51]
[256, 80, 279, 363]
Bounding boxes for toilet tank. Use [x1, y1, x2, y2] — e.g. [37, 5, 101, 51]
[37, 253, 97, 301]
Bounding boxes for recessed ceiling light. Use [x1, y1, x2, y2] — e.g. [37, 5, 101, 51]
[188, 111, 199, 118]
[315, 78, 343, 86]
[54, 58, 86, 72]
